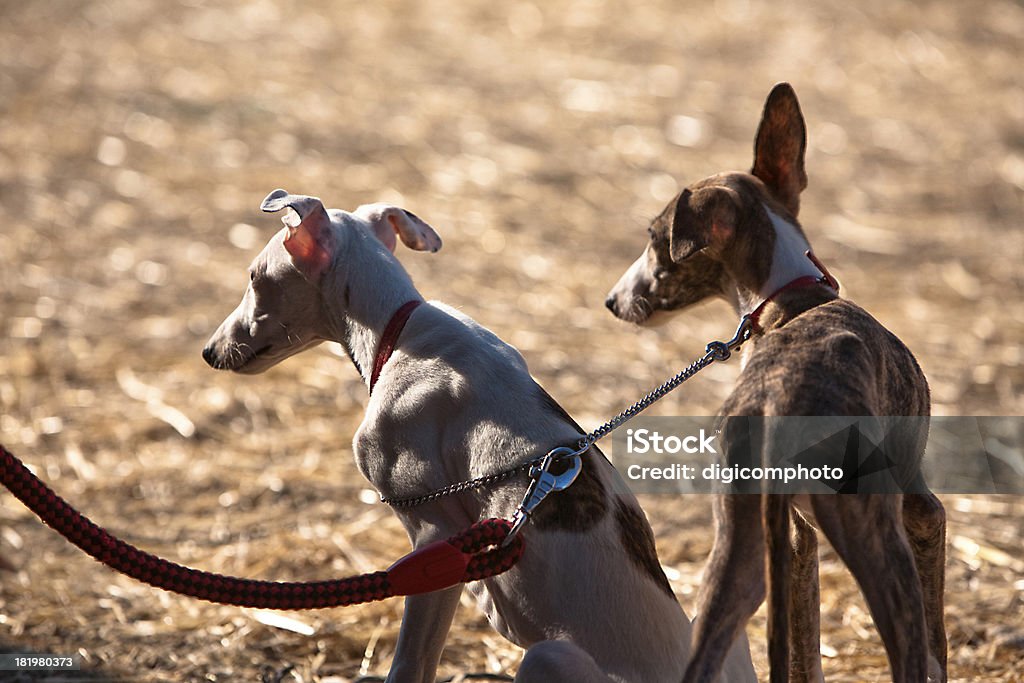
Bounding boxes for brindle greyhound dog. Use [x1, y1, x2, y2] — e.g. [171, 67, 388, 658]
[606, 83, 947, 683]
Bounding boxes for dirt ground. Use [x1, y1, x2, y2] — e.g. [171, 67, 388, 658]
[1, 0, 1023, 681]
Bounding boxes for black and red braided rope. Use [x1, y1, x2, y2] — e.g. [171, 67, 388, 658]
[0, 444, 524, 610]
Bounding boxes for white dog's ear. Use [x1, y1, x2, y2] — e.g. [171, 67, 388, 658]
[261, 189, 334, 279]
[354, 203, 442, 254]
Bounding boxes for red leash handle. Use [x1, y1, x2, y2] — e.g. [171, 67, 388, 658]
[0, 445, 524, 609]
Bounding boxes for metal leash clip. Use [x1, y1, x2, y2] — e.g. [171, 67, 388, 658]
[502, 446, 583, 547]
[704, 315, 754, 362]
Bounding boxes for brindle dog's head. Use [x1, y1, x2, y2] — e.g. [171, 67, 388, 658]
[605, 83, 809, 324]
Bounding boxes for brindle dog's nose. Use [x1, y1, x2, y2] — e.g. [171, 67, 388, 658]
[604, 296, 617, 315]
[201, 345, 217, 367]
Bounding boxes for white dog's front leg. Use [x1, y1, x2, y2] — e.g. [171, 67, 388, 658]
[385, 585, 462, 683]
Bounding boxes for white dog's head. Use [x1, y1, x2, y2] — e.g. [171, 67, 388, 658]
[202, 189, 441, 373]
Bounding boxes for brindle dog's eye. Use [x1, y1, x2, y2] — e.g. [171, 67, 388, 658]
[653, 266, 669, 280]
[250, 271, 256, 282]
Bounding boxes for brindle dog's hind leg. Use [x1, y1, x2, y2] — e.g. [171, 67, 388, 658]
[788, 510, 824, 683]
[810, 495, 929, 683]
[903, 490, 947, 682]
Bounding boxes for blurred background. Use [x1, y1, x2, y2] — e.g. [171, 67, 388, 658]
[1, 0, 1022, 680]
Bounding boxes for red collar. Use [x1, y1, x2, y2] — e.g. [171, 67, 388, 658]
[747, 251, 839, 334]
[369, 300, 422, 394]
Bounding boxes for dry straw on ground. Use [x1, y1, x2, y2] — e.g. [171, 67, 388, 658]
[1, 0, 1023, 681]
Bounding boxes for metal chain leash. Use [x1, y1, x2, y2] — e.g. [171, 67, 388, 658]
[572, 316, 753, 455]
[383, 461, 539, 508]
[381, 316, 754, 509]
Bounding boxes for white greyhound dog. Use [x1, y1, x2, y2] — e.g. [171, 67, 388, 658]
[203, 190, 756, 682]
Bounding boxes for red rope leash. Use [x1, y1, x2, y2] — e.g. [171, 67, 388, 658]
[0, 445, 524, 609]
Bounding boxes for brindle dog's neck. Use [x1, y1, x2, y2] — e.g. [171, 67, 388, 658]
[749, 285, 840, 334]
[720, 195, 835, 332]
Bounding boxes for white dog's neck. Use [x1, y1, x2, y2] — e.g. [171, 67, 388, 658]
[323, 233, 423, 385]
[733, 205, 821, 316]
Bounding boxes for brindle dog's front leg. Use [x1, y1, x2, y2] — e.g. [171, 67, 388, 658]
[684, 494, 765, 683]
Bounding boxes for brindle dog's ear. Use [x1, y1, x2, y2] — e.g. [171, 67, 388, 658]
[751, 83, 808, 218]
[669, 187, 737, 262]
[669, 189, 705, 262]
